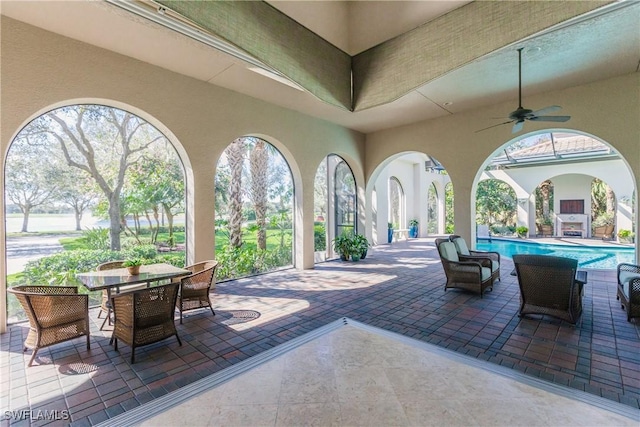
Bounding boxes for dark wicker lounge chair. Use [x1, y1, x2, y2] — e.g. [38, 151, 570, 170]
[512, 255, 583, 324]
[436, 238, 494, 297]
[7, 285, 90, 366]
[617, 263, 640, 322]
[176, 260, 218, 324]
[111, 282, 181, 363]
[449, 235, 500, 285]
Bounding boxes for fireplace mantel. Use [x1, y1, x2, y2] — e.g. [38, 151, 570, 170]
[556, 214, 590, 238]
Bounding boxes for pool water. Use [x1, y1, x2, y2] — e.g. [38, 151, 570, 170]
[476, 238, 635, 270]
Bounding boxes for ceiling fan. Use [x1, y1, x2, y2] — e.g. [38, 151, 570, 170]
[478, 48, 571, 134]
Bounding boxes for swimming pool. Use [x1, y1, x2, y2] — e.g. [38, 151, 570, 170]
[476, 238, 636, 270]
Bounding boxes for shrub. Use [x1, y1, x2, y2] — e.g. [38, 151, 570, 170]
[516, 226, 528, 237]
[592, 212, 614, 227]
[215, 245, 292, 281]
[82, 227, 110, 250]
[314, 224, 326, 251]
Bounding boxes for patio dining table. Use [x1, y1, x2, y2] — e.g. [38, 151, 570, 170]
[76, 263, 190, 293]
[77, 263, 190, 340]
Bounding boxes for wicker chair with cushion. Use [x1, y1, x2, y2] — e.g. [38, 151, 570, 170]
[7, 285, 90, 366]
[512, 255, 583, 324]
[436, 238, 494, 298]
[96, 260, 147, 331]
[449, 235, 500, 285]
[111, 282, 181, 363]
[176, 260, 218, 324]
[617, 263, 640, 322]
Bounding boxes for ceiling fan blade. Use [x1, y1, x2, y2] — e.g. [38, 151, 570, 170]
[512, 120, 524, 133]
[529, 115, 571, 122]
[475, 120, 514, 133]
[530, 105, 561, 116]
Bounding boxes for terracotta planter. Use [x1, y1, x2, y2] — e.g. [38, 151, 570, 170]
[126, 265, 141, 275]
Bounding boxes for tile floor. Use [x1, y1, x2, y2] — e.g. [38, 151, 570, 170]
[1, 238, 639, 426]
[113, 319, 638, 426]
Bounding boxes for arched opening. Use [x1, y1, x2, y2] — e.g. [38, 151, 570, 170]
[427, 183, 438, 234]
[388, 176, 404, 230]
[367, 152, 451, 244]
[5, 104, 186, 322]
[214, 136, 294, 280]
[313, 154, 357, 261]
[475, 130, 636, 251]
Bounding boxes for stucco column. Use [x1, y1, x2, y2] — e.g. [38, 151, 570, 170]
[297, 173, 315, 269]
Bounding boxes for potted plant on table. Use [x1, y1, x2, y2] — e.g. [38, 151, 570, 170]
[122, 259, 143, 275]
[409, 219, 419, 238]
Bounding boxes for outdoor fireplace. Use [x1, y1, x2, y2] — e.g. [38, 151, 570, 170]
[556, 214, 589, 238]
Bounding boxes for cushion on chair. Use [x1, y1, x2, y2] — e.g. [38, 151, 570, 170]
[489, 260, 499, 273]
[619, 271, 640, 287]
[453, 238, 471, 256]
[481, 267, 492, 281]
[439, 242, 459, 262]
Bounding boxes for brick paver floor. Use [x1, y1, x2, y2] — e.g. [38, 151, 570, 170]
[1, 238, 639, 426]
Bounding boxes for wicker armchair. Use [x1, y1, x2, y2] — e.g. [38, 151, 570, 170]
[7, 285, 90, 366]
[436, 238, 493, 297]
[97, 260, 125, 330]
[513, 255, 583, 324]
[617, 263, 640, 322]
[176, 260, 218, 324]
[111, 282, 181, 363]
[449, 235, 500, 285]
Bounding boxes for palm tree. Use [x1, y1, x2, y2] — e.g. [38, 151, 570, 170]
[249, 138, 269, 250]
[226, 138, 246, 248]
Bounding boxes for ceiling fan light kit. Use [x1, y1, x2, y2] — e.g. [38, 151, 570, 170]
[478, 47, 571, 134]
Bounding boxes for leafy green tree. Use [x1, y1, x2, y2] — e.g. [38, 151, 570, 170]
[591, 178, 615, 221]
[427, 183, 438, 234]
[476, 179, 516, 230]
[5, 139, 58, 232]
[21, 105, 165, 250]
[445, 182, 454, 233]
[56, 167, 99, 231]
[314, 159, 328, 220]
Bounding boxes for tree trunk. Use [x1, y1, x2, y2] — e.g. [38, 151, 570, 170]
[163, 204, 175, 236]
[540, 180, 551, 218]
[74, 205, 83, 231]
[606, 186, 615, 215]
[108, 196, 122, 251]
[227, 139, 245, 248]
[20, 205, 31, 232]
